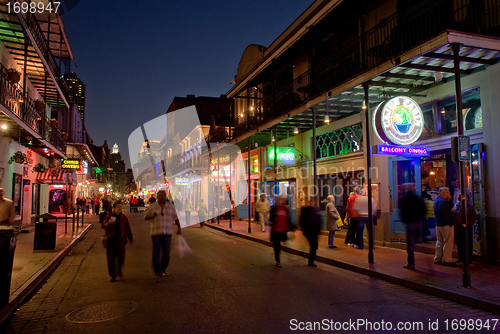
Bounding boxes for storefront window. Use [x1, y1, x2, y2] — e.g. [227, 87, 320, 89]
[438, 88, 481, 135]
[316, 124, 363, 159]
[419, 107, 435, 140]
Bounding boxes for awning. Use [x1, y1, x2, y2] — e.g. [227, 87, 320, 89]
[36, 169, 74, 184]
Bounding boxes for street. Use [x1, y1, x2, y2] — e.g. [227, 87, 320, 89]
[2, 213, 498, 334]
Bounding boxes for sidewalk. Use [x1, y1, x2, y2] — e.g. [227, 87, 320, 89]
[204, 218, 500, 315]
[0, 214, 94, 324]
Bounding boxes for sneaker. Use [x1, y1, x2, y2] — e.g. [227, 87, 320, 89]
[110, 278, 116, 283]
[329, 245, 337, 249]
[308, 263, 318, 267]
[443, 261, 457, 267]
[354, 245, 363, 249]
[275, 262, 282, 267]
[403, 264, 415, 270]
[348, 243, 353, 247]
[162, 271, 170, 276]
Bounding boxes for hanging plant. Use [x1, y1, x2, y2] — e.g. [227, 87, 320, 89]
[32, 163, 46, 173]
[9, 151, 28, 164]
[7, 69, 21, 84]
[34, 100, 45, 112]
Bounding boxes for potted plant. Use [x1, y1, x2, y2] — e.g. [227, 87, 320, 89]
[7, 69, 21, 84]
[33, 163, 46, 173]
[34, 100, 45, 112]
[8, 151, 27, 164]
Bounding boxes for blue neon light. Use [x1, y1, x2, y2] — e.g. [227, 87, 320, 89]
[375, 145, 430, 157]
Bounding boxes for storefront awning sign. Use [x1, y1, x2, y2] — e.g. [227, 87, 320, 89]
[36, 168, 73, 184]
[373, 96, 424, 146]
[62, 158, 81, 170]
[175, 177, 189, 185]
[268, 147, 296, 165]
[372, 145, 430, 157]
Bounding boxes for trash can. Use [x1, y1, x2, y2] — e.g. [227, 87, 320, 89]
[34, 218, 57, 251]
[0, 226, 20, 308]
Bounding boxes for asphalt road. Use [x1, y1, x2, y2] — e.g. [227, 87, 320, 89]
[2, 213, 498, 334]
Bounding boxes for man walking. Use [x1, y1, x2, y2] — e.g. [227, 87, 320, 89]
[399, 184, 426, 270]
[255, 194, 271, 232]
[0, 188, 15, 226]
[144, 190, 182, 282]
[433, 187, 456, 266]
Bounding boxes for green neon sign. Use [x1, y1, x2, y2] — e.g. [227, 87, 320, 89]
[268, 147, 296, 165]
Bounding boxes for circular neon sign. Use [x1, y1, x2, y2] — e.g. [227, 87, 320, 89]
[375, 96, 423, 145]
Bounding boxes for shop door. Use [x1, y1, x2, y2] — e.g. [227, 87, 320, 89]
[388, 157, 421, 238]
[470, 144, 486, 256]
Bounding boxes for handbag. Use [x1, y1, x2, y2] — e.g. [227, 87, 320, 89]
[101, 235, 108, 248]
[178, 235, 193, 258]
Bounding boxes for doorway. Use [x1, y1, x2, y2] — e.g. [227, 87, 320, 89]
[388, 157, 421, 240]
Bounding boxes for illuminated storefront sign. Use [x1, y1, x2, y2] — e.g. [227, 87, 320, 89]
[373, 97, 424, 146]
[373, 145, 430, 157]
[175, 177, 189, 185]
[76, 161, 88, 174]
[62, 159, 81, 169]
[268, 147, 296, 165]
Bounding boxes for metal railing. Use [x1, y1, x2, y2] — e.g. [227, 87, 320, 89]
[233, 0, 500, 139]
[23, 12, 71, 102]
[0, 64, 66, 153]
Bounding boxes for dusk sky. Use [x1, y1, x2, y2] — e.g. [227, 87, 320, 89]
[61, 0, 314, 167]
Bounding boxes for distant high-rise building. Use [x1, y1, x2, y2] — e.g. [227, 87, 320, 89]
[64, 72, 86, 121]
[112, 143, 119, 154]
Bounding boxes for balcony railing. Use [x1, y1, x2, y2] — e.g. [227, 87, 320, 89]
[0, 64, 66, 153]
[23, 12, 71, 101]
[233, 0, 500, 139]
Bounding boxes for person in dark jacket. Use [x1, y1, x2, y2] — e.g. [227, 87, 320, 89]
[300, 197, 322, 267]
[269, 195, 292, 267]
[433, 187, 456, 266]
[102, 200, 134, 282]
[399, 184, 426, 270]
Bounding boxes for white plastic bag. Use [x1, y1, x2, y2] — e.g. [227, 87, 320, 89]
[178, 235, 193, 258]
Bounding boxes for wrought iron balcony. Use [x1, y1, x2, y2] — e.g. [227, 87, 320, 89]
[232, 0, 500, 139]
[0, 64, 66, 153]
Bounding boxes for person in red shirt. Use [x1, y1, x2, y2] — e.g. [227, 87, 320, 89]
[345, 186, 361, 246]
[270, 195, 292, 267]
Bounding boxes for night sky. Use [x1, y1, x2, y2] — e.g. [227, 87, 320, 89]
[62, 0, 314, 167]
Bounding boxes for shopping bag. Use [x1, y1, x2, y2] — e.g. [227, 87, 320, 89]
[336, 217, 344, 230]
[101, 235, 108, 248]
[178, 235, 193, 258]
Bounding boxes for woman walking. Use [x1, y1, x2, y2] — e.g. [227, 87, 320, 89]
[102, 200, 133, 282]
[270, 195, 292, 267]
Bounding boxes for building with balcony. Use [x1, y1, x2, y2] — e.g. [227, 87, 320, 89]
[0, 3, 95, 222]
[227, 0, 500, 262]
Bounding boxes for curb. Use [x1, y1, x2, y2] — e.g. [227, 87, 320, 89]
[0, 224, 93, 324]
[205, 223, 500, 316]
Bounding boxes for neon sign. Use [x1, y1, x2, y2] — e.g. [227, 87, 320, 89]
[373, 145, 429, 157]
[374, 97, 424, 146]
[268, 147, 296, 165]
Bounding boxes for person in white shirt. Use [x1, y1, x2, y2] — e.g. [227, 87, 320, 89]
[144, 190, 182, 282]
[0, 188, 15, 226]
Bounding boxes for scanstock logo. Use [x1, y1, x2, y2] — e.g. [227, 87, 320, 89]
[128, 106, 246, 228]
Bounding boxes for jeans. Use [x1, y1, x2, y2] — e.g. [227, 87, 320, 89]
[456, 225, 473, 263]
[357, 217, 367, 249]
[152, 234, 173, 276]
[328, 230, 336, 247]
[406, 221, 422, 265]
[185, 211, 191, 226]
